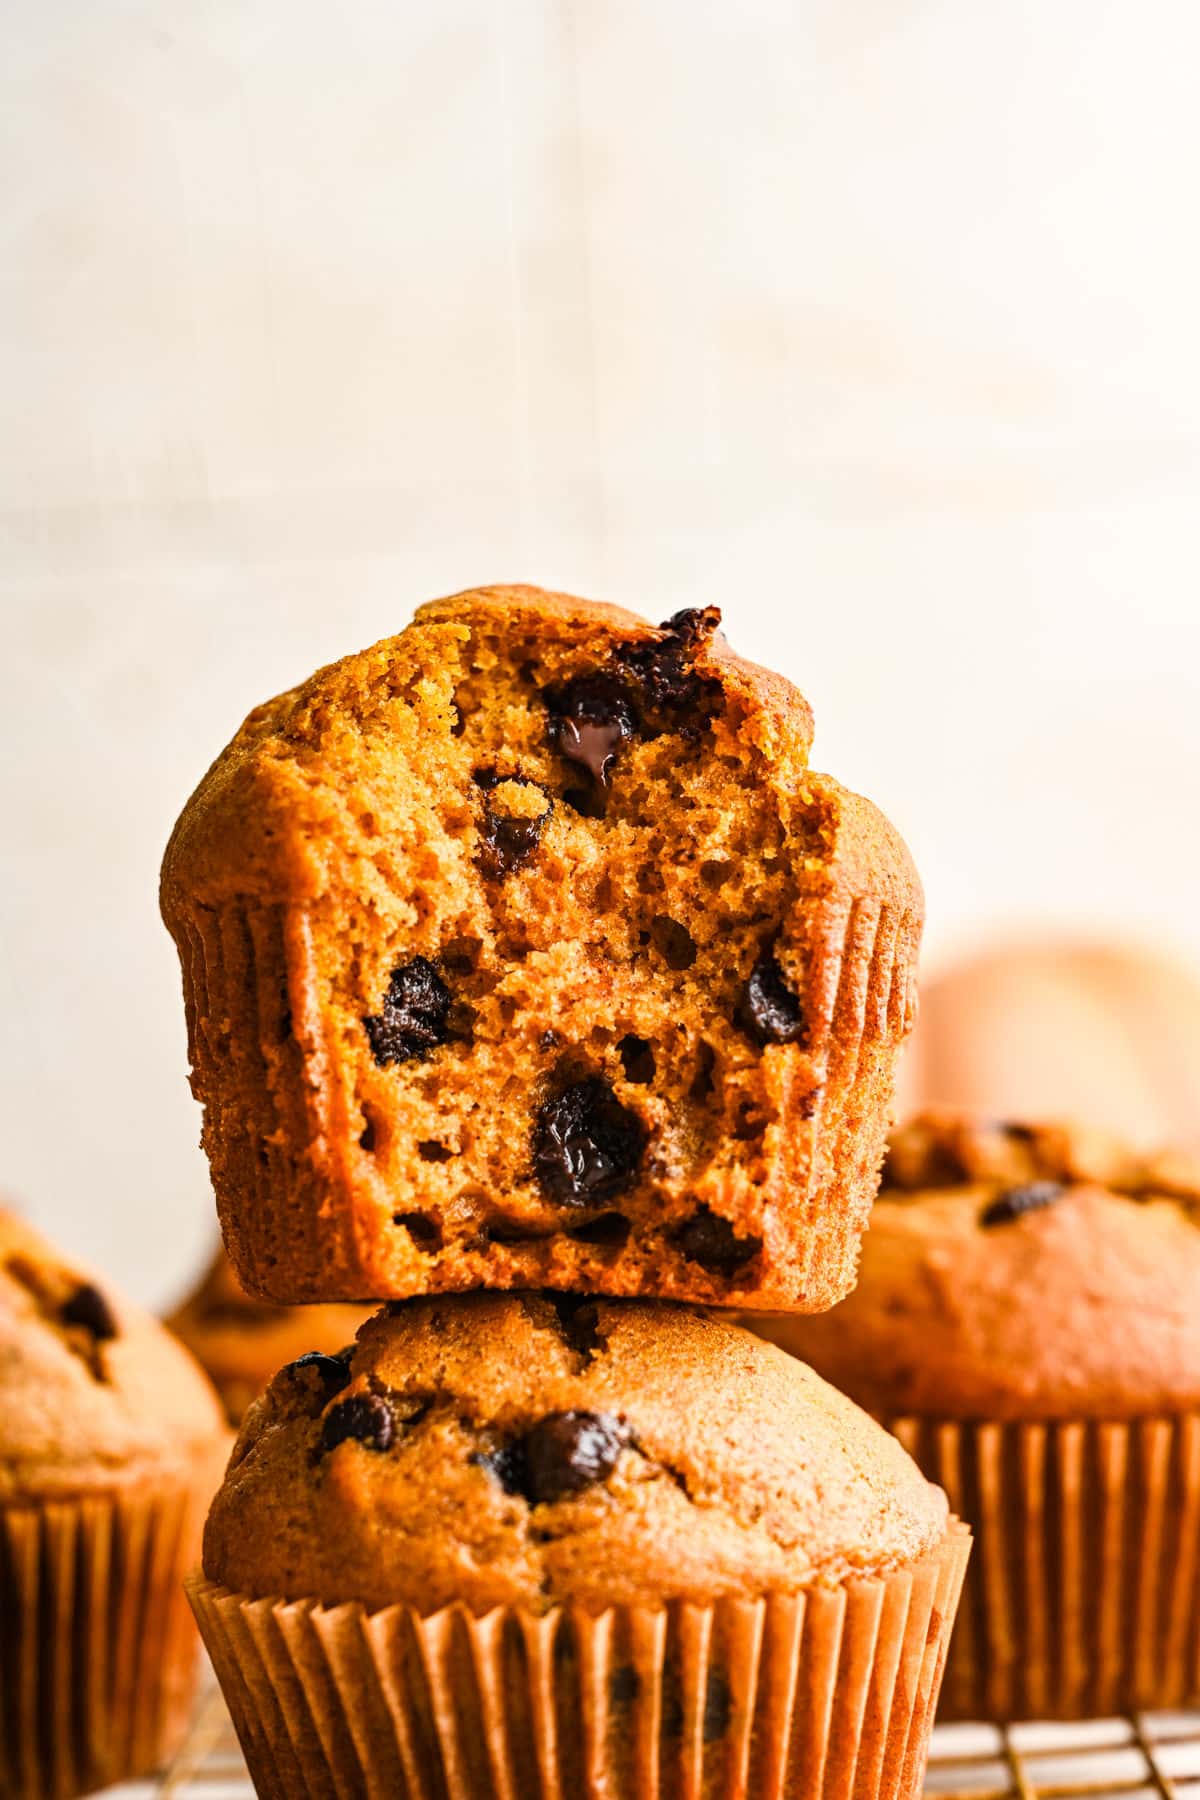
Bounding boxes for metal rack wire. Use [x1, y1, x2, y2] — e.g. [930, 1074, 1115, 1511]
[122, 1686, 1200, 1797]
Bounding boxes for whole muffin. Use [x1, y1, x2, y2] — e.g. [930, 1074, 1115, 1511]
[166, 1243, 369, 1424]
[0, 1209, 229, 1799]
[192, 1294, 968, 1800]
[161, 585, 922, 1313]
[751, 1111, 1200, 1720]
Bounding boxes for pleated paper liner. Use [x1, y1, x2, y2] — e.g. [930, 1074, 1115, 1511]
[0, 1481, 209, 1800]
[189, 1519, 969, 1800]
[891, 1414, 1200, 1721]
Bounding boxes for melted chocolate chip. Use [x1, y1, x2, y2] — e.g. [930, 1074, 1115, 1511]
[60, 1283, 117, 1341]
[320, 1392, 395, 1454]
[544, 674, 636, 792]
[676, 1207, 762, 1275]
[287, 1350, 353, 1399]
[475, 771, 553, 879]
[614, 608, 722, 723]
[737, 952, 807, 1047]
[980, 1181, 1066, 1228]
[363, 957, 452, 1066]
[525, 1411, 627, 1503]
[533, 1077, 645, 1205]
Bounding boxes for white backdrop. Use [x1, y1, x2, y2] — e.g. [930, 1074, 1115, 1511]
[2, 0, 1198, 1303]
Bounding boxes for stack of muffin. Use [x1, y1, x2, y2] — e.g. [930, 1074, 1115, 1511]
[161, 586, 970, 1798]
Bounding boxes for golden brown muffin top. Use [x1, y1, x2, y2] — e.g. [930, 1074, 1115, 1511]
[752, 1110, 1200, 1422]
[0, 1209, 228, 1499]
[203, 1293, 948, 1613]
[165, 1245, 369, 1425]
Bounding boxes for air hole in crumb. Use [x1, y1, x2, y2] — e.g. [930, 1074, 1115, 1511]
[393, 1211, 443, 1252]
[618, 1035, 656, 1085]
[568, 1212, 632, 1248]
[650, 916, 697, 970]
[418, 1140, 453, 1163]
[732, 1102, 767, 1141]
[700, 860, 731, 889]
[594, 874, 614, 910]
[441, 936, 483, 976]
[359, 812, 377, 835]
[689, 1043, 716, 1102]
[359, 1114, 378, 1153]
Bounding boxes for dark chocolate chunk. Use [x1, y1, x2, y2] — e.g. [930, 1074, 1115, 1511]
[286, 1349, 353, 1399]
[543, 674, 635, 790]
[676, 1206, 762, 1275]
[476, 1410, 626, 1504]
[614, 608, 722, 722]
[320, 1392, 395, 1454]
[475, 771, 553, 879]
[60, 1283, 118, 1341]
[737, 951, 807, 1047]
[522, 1411, 627, 1503]
[533, 1076, 645, 1206]
[363, 957, 451, 1066]
[980, 1180, 1066, 1227]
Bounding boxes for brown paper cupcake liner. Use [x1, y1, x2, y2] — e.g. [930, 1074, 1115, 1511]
[892, 1414, 1200, 1720]
[0, 1481, 208, 1800]
[189, 1520, 968, 1800]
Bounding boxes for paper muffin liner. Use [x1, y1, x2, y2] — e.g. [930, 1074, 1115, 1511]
[891, 1414, 1200, 1720]
[0, 1481, 209, 1800]
[189, 1521, 968, 1800]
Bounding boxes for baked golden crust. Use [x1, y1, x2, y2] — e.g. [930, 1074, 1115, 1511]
[162, 585, 922, 1309]
[750, 1110, 1200, 1420]
[202, 1293, 949, 1613]
[165, 1245, 370, 1424]
[0, 1209, 227, 1500]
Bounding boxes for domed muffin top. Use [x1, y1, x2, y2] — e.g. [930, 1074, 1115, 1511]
[166, 1244, 369, 1425]
[203, 1293, 949, 1613]
[0, 1209, 228, 1499]
[752, 1111, 1200, 1421]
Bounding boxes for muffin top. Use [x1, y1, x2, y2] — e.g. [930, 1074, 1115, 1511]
[166, 1244, 369, 1425]
[752, 1111, 1200, 1421]
[0, 1209, 228, 1499]
[203, 1293, 949, 1613]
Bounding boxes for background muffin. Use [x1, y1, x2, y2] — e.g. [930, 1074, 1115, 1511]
[161, 585, 922, 1314]
[751, 1111, 1200, 1719]
[0, 1208, 228, 1799]
[166, 1242, 369, 1423]
[193, 1293, 968, 1799]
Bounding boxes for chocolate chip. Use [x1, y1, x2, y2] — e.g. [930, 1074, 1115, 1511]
[618, 1034, 656, 1085]
[475, 771, 553, 879]
[533, 1077, 645, 1205]
[60, 1283, 117, 1341]
[676, 1206, 762, 1275]
[703, 1669, 733, 1743]
[523, 1411, 627, 1502]
[476, 1410, 627, 1504]
[980, 1181, 1066, 1227]
[737, 951, 807, 1047]
[320, 1392, 395, 1454]
[286, 1350, 353, 1399]
[363, 957, 451, 1065]
[614, 608, 722, 723]
[544, 674, 635, 783]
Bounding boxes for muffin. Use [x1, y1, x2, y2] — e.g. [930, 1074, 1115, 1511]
[750, 1111, 1200, 1720]
[166, 1242, 370, 1423]
[190, 1294, 969, 1799]
[0, 1209, 229, 1799]
[898, 938, 1200, 1147]
[160, 584, 922, 1312]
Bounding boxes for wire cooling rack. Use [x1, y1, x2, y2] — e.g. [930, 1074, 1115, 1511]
[108, 1681, 1200, 1797]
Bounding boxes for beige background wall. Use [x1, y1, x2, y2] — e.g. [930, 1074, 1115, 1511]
[2, 0, 1198, 1303]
